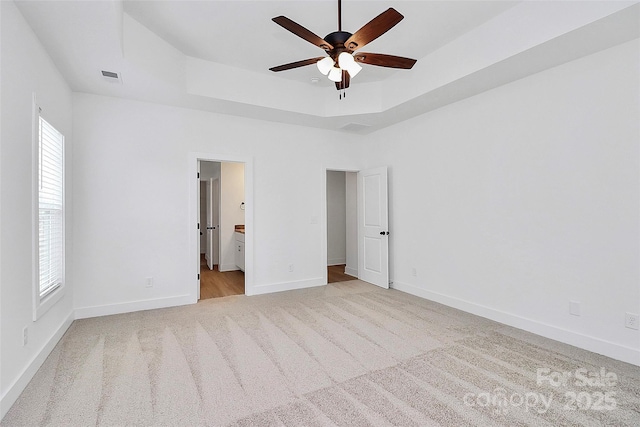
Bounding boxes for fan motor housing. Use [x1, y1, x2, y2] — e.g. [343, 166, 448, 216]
[324, 31, 352, 49]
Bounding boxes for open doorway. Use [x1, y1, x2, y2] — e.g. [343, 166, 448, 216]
[326, 170, 358, 283]
[324, 166, 389, 289]
[198, 160, 245, 300]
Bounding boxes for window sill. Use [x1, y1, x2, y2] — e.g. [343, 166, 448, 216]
[34, 285, 65, 321]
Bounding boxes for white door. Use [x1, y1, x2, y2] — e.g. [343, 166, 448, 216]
[206, 179, 215, 270]
[212, 178, 220, 266]
[358, 166, 389, 288]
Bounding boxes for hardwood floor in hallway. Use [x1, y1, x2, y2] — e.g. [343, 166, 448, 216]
[328, 264, 356, 283]
[200, 254, 244, 300]
[199, 260, 354, 300]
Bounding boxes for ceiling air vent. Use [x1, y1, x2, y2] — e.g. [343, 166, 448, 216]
[101, 70, 122, 83]
[340, 122, 371, 133]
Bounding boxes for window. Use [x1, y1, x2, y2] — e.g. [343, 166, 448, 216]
[36, 114, 65, 307]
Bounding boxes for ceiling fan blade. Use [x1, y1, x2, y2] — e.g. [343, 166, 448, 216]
[270, 57, 326, 72]
[354, 53, 417, 69]
[272, 16, 333, 51]
[345, 8, 403, 51]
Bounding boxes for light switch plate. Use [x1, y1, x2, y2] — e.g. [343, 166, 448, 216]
[570, 301, 581, 316]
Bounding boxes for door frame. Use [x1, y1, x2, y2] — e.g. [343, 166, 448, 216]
[189, 152, 254, 301]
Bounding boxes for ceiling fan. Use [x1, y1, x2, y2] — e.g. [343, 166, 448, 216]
[269, 0, 417, 95]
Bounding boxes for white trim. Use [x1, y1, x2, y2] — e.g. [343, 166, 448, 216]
[218, 263, 239, 272]
[31, 95, 39, 320]
[327, 258, 346, 266]
[74, 294, 194, 320]
[249, 277, 325, 296]
[0, 311, 74, 419]
[391, 280, 640, 367]
[188, 152, 253, 298]
[35, 286, 66, 321]
[344, 266, 358, 277]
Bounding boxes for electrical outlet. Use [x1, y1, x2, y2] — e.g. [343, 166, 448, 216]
[625, 313, 639, 330]
[411, 267, 417, 277]
[289, 264, 294, 272]
[145, 277, 153, 288]
[570, 301, 581, 316]
[23, 326, 28, 346]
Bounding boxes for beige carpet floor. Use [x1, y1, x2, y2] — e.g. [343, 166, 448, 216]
[3, 280, 639, 426]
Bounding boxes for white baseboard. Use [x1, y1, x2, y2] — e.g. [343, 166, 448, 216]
[248, 277, 325, 296]
[0, 311, 74, 420]
[344, 266, 358, 278]
[327, 258, 346, 266]
[219, 263, 239, 272]
[391, 281, 640, 367]
[74, 294, 194, 320]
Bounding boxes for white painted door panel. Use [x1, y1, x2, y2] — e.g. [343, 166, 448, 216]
[212, 178, 220, 266]
[358, 166, 389, 288]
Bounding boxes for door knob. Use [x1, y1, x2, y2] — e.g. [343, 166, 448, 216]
[379, 231, 389, 235]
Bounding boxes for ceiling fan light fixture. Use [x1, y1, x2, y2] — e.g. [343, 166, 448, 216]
[316, 57, 334, 75]
[337, 52, 355, 68]
[269, 1, 417, 94]
[345, 61, 362, 78]
[328, 67, 343, 82]
[338, 52, 362, 78]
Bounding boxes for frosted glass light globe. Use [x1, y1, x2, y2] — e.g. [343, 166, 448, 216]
[338, 52, 362, 78]
[328, 67, 343, 82]
[316, 57, 334, 75]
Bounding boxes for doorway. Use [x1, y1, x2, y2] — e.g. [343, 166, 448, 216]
[190, 154, 252, 302]
[199, 160, 245, 300]
[326, 170, 358, 283]
[323, 167, 389, 289]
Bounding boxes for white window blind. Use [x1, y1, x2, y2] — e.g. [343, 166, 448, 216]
[38, 116, 64, 298]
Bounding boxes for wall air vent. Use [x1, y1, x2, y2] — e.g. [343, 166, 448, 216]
[101, 70, 122, 83]
[340, 122, 372, 133]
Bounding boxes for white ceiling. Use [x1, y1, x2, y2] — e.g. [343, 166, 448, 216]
[14, 0, 640, 133]
[122, 0, 517, 85]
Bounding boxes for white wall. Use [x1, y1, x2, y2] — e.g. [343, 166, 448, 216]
[219, 162, 244, 272]
[327, 170, 346, 266]
[0, 0, 74, 417]
[71, 93, 362, 314]
[345, 172, 358, 277]
[368, 40, 640, 365]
